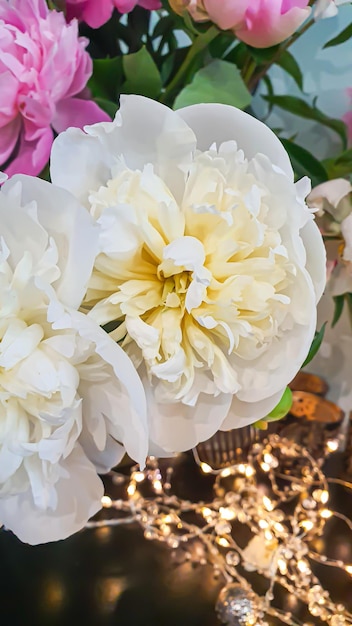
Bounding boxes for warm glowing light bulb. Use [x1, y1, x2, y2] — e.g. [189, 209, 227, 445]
[101, 495, 112, 508]
[263, 496, 274, 511]
[313, 489, 329, 504]
[297, 560, 310, 574]
[259, 519, 269, 529]
[200, 462, 213, 474]
[326, 439, 339, 453]
[245, 465, 255, 477]
[300, 520, 314, 532]
[134, 471, 145, 483]
[320, 509, 333, 519]
[220, 507, 236, 521]
[127, 483, 136, 496]
[345, 565, 352, 575]
[221, 468, 232, 478]
[217, 537, 230, 548]
[153, 479, 163, 494]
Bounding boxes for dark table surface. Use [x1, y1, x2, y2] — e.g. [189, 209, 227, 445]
[1, 451, 352, 626]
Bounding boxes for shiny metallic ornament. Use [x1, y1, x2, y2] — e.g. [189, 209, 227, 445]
[216, 583, 257, 625]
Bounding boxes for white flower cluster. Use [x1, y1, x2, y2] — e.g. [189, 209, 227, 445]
[0, 96, 326, 544]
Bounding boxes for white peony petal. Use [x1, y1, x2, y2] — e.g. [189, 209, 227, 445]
[61, 310, 148, 469]
[4, 175, 99, 310]
[51, 95, 197, 205]
[221, 388, 286, 430]
[50, 127, 112, 206]
[300, 219, 327, 303]
[0, 446, 104, 545]
[307, 178, 352, 211]
[142, 366, 232, 455]
[177, 103, 293, 179]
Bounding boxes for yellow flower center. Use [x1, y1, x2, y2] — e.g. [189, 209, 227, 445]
[85, 149, 297, 404]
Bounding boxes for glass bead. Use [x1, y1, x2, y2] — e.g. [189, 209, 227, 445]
[226, 551, 240, 567]
[331, 616, 346, 626]
[216, 584, 257, 625]
[216, 521, 232, 535]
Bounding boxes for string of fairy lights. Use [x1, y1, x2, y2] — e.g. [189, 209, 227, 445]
[85, 433, 352, 626]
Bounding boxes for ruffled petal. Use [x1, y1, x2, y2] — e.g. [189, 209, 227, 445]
[2, 175, 98, 310]
[58, 311, 148, 468]
[50, 95, 197, 205]
[177, 103, 293, 179]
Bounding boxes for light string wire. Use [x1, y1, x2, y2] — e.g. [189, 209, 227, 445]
[85, 434, 352, 626]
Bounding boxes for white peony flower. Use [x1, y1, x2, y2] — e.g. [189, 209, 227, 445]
[0, 175, 147, 544]
[314, 0, 350, 19]
[308, 179, 352, 296]
[50, 95, 326, 456]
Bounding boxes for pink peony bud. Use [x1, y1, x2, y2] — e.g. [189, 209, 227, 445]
[170, 0, 311, 49]
[65, 0, 161, 29]
[0, 0, 110, 176]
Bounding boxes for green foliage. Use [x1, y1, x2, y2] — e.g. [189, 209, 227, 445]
[263, 95, 348, 149]
[323, 22, 352, 48]
[88, 57, 122, 101]
[332, 295, 345, 328]
[254, 387, 293, 429]
[302, 323, 327, 368]
[266, 387, 293, 421]
[122, 46, 162, 98]
[174, 60, 251, 109]
[323, 149, 352, 179]
[280, 138, 328, 187]
[276, 50, 303, 90]
[94, 97, 119, 118]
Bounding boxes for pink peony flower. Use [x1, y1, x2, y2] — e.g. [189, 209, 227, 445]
[64, 0, 161, 29]
[0, 0, 110, 177]
[170, 0, 311, 48]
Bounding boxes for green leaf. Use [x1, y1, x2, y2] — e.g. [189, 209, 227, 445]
[94, 97, 118, 119]
[323, 22, 352, 48]
[332, 294, 345, 327]
[263, 95, 347, 149]
[302, 323, 327, 368]
[173, 59, 251, 110]
[323, 148, 352, 178]
[280, 138, 328, 187]
[153, 15, 176, 38]
[276, 50, 303, 91]
[224, 42, 248, 68]
[88, 57, 122, 101]
[266, 387, 293, 422]
[246, 44, 280, 64]
[122, 46, 162, 99]
[254, 387, 293, 428]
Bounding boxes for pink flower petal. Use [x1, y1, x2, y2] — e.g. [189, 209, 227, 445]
[5, 126, 53, 177]
[52, 98, 111, 134]
[66, 0, 114, 27]
[0, 117, 21, 164]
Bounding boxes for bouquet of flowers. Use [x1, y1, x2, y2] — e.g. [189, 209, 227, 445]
[1, 0, 351, 545]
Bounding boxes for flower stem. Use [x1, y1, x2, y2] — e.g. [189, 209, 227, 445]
[248, 18, 314, 92]
[161, 25, 219, 104]
[241, 57, 257, 87]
